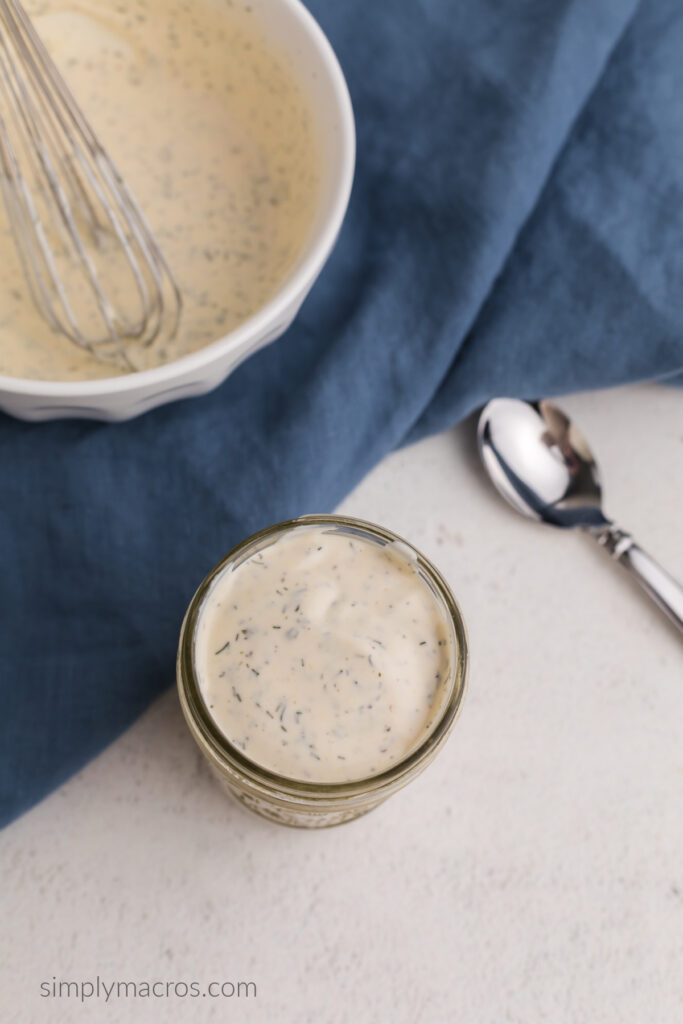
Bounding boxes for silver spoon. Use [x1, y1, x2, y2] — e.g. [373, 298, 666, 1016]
[477, 397, 683, 634]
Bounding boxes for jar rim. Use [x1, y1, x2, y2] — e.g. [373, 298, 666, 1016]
[177, 514, 468, 801]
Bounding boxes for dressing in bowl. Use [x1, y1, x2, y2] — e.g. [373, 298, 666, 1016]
[0, 0, 354, 419]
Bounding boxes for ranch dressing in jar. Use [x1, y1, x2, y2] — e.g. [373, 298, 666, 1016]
[194, 522, 455, 784]
[178, 516, 468, 826]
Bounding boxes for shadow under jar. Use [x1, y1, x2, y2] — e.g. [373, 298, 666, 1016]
[177, 514, 468, 827]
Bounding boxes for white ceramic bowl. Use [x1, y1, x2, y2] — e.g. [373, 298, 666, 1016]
[0, 0, 354, 422]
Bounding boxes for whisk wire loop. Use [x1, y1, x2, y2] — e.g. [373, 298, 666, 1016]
[0, 0, 181, 369]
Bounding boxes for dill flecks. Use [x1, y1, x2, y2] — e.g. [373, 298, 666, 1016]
[197, 523, 454, 785]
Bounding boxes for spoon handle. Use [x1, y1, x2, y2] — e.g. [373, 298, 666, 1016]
[595, 525, 683, 634]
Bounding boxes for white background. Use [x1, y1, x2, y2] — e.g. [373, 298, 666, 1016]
[1, 383, 682, 1023]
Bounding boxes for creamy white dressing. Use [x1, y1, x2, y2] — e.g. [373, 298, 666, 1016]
[0, 0, 320, 380]
[194, 524, 455, 784]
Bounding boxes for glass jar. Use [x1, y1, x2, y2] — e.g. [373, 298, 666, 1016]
[177, 514, 468, 828]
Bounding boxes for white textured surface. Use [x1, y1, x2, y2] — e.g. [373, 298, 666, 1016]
[1, 383, 682, 1023]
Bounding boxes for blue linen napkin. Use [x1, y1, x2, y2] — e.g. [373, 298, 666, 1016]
[1, 0, 682, 828]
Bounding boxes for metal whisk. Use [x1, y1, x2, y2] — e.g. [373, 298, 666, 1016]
[0, 0, 181, 370]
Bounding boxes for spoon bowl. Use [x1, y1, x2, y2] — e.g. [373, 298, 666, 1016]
[477, 398, 608, 529]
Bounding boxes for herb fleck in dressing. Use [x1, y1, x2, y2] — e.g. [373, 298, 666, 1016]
[194, 525, 455, 784]
[0, 0, 320, 380]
